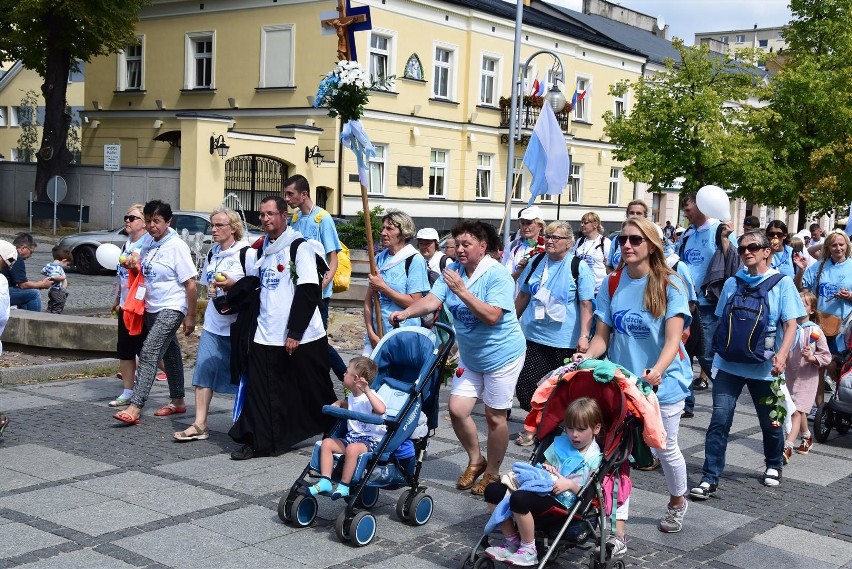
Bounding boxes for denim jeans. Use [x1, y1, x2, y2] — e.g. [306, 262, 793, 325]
[8, 287, 41, 311]
[320, 298, 347, 381]
[701, 370, 785, 485]
[697, 304, 718, 377]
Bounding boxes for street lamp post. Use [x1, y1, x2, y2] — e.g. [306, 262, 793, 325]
[502, 42, 568, 246]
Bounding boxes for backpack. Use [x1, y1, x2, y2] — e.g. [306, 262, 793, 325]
[404, 254, 445, 328]
[306, 209, 352, 293]
[523, 252, 582, 302]
[712, 273, 785, 364]
[289, 238, 331, 283]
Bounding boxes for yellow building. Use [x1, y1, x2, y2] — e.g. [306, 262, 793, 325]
[0, 61, 85, 163]
[81, 0, 647, 231]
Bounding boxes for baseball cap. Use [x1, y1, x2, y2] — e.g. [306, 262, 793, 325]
[415, 228, 440, 241]
[0, 240, 18, 264]
[519, 205, 544, 221]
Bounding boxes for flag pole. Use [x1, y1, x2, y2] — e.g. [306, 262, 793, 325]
[498, 172, 523, 235]
[357, 177, 383, 336]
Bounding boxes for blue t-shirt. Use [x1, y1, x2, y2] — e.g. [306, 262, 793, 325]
[607, 234, 621, 269]
[595, 270, 692, 405]
[290, 207, 342, 299]
[431, 261, 525, 372]
[770, 245, 795, 279]
[679, 221, 738, 305]
[8, 258, 28, 288]
[671, 260, 698, 303]
[518, 254, 595, 348]
[802, 257, 852, 352]
[713, 269, 806, 380]
[367, 249, 430, 341]
[41, 262, 66, 290]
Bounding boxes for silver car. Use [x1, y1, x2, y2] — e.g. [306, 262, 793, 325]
[58, 211, 262, 274]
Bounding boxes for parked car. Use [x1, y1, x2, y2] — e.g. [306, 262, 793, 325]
[58, 211, 262, 274]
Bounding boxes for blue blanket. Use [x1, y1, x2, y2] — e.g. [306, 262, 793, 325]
[484, 462, 555, 534]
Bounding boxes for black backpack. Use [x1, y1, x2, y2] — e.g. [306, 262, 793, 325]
[712, 273, 785, 364]
[289, 238, 331, 282]
[523, 253, 582, 302]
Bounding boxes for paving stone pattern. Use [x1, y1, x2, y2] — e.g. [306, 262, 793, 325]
[1, 365, 851, 569]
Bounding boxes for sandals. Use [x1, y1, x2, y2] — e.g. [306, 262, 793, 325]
[471, 472, 500, 496]
[108, 396, 131, 407]
[762, 468, 782, 487]
[173, 423, 209, 441]
[0, 414, 9, 436]
[153, 403, 187, 416]
[515, 430, 536, 447]
[113, 410, 140, 425]
[456, 458, 488, 490]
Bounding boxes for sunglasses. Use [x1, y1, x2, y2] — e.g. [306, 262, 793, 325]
[124, 215, 142, 223]
[737, 243, 768, 255]
[617, 234, 646, 247]
[543, 234, 568, 241]
[767, 232, 785, 238]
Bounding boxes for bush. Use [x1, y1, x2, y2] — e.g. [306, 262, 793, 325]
[337, 205, 384, 250]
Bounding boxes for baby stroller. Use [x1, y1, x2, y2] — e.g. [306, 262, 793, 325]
[461, 367, 638, 569]
[278, 322, 454, 546]
[814, 345, 852, 443]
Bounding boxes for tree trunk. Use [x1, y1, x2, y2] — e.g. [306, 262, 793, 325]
[797, 195, 807, 231]
[34, 14, 73, 202]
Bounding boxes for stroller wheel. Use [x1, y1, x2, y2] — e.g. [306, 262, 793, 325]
[837, 415, 851, 435]
[473, 557, 495, 569]
[355, 486, 380, 509]
[277, 494, 291, 523]
[335, 510, 351, 542]
[396, 489, 413, 522]
[813, 405, 832, 443]
[408, 493, 434, 526]
[351, 511, 377, 546]
[290, 494, 318, 528]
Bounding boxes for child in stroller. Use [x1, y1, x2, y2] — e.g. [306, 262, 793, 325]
[309, 357, 386, 499]
[482, 397, 604, 566]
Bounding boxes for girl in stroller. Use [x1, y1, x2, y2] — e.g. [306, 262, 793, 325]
[482, 397, 604, 566]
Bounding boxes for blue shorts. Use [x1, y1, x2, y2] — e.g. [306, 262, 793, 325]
[343, 433, 381, 452]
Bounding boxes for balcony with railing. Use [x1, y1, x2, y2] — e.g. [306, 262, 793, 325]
[499, 96, 573, 132]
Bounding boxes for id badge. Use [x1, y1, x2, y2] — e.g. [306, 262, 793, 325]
[534, 302, 545, 320]
[135, 286, 147, 300]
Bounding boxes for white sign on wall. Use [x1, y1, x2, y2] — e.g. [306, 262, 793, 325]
[104, 144, 121, 172]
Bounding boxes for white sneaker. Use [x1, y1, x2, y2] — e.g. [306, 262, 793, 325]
[658, 501, 688, 533]
[505, 545, 538, 566]
[483, 541, 517, 561]
[597, 534, 627, 560]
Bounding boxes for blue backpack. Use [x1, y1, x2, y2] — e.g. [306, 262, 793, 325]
[712, 273, 784, 364]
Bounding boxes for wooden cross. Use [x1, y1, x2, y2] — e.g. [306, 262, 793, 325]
[321, 0, 370, 61]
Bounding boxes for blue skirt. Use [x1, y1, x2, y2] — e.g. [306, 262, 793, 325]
[192, 330, 238, 394]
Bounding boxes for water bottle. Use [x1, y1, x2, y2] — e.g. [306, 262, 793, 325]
[763, 326, 776, 360]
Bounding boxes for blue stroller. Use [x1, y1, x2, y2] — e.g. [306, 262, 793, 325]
[278, 322, 455, 546]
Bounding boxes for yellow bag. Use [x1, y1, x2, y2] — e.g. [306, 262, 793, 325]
[333, 242, 351, 293]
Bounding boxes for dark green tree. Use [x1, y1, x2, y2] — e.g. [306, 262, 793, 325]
[0, 0, 147, 200]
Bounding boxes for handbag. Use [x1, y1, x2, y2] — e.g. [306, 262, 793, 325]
[817, 310, 842, 337]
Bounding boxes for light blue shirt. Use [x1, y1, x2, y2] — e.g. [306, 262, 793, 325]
[366, 250, 430, 343]
[802, 257, 852, 352]
[518, 254, 595, 348]
[289, 207, 341, 299]
[770, 245, 795, 279]
[713, 269, 806, 380]
[431, 261, 525, 372]
[595, 270, 692, 405]
[607, 232, 621, 269]
[679, 221, 738, 305]
[671, 260, 698, 303]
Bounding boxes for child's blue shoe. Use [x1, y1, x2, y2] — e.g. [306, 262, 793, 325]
[308, 477, 332, 496]
[331, 483, 350, 500]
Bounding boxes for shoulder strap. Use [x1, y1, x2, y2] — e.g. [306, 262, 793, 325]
[759, 273, 785, 291]
[238, 245, 248, 273]
[714, 222, 725, 248]
[522, 252, 547, 285]
[597, 235, 606, 253]
[404, 255, 413, 276]
[207, 248, 213, 264]
[678, 226, 694, 257]
[290, 237, 306, 262]
[608, 268, 623, 299]
[571, 255, 581, 302]
[439, 254, 449, 271]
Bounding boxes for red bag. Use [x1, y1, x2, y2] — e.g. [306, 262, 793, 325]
[122, 271, 145, 336]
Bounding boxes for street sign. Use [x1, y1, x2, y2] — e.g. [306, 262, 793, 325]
[104, 144, 121, 172]
[46, 175, 67, 203]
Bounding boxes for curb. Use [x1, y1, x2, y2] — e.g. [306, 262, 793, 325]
[0, 357, 118, 385]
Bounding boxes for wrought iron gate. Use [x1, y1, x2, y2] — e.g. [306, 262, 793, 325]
[224, 155, 289, 225]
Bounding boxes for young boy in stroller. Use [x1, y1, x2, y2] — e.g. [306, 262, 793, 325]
[483, 397, 604, 566]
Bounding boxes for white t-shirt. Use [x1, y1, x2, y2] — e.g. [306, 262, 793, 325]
[0, 273, 9, 356]
[252, 230, 326, 346]
[201, 240, 255, 336]
[426, 251, 447, 273]
[140, 234, 197, 314]
[573, 234, 611, 293]
[347, 391, 387, 440]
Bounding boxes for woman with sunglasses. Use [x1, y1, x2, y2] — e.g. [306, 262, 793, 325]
[575, 217, 693, 543]
[109, 204, 152, 408]
[513, 221, 595, 445]
[691, 230, 804, 497]
[573, 212, 611, 294]
[766, 220, 795, 278]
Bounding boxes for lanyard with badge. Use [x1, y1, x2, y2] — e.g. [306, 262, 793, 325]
[138, 232, 174, 300]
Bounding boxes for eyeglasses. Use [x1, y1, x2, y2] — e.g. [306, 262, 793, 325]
[124, 215, 141, 223]
[543, 234, 568, 241]
[767, 232, 785, 238]
[258, 211, 282, 219]
[617, 234, 646, 247]
[211, 223, 231, 229]
[737, 243, 768, 255]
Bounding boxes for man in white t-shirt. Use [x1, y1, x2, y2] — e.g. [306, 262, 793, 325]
[228, 196, 336, 460]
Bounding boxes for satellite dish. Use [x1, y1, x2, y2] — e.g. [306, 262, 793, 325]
[46, 175, 67, 203]
[656, 14, 667, 30]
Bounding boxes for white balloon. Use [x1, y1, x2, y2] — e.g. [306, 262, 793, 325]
[96, 243, 122, 270]
[696, 185, 731, 221]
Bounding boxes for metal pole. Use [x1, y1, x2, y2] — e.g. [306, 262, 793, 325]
[502, 0, 524, 248]
[110, 172, 115, 230]
[52, 177, 58, 236]
[79, 198, 84, 232]
[29, 192, 33, 233]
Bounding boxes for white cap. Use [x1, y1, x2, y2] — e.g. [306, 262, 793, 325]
[675, 226, 685, 235]
[519, 205, 544, 221]
[0, 240, 17, 264]
[415, 228, 440, 241]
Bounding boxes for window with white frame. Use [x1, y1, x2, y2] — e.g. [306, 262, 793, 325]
[480, 56, 498, 106]
[429, 150, 448, 197]
[567, 164, 582, 203]
[512, 157, 526, 201]
[9, 106, 23, 127]
[720, 35, 729, 44]
[0, 107, 6, 127]
[185, 32, 215, 89]
[608, 167, 621, 205]
[574, 77, 590, 122]
[735, 34, 746, 43]
[433, 46, 454, 99]
[369, 33, 392, 86]
[368, 144, 386, 195]
[260, 25, 294, 88]
[614, 91, 626, 118]
[117, 37, 144, 91]
[475, 153, 492, 199]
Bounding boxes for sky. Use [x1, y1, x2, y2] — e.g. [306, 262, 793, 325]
[556, 0, 793, 44]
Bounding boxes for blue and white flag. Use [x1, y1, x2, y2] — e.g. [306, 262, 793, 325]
[523, 104, 570, 206]
[846, 200, 852, 238]
[340, 119, 376, 187]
